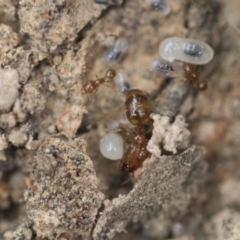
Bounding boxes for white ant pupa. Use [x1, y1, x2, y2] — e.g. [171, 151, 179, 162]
[104, 38, 129, 66]
[159, 37, 214, 65]
[113, 69, 130, 99]
[145, 0, 171, 16]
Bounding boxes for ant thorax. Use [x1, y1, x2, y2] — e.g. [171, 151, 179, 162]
[82, 81, 98, 94]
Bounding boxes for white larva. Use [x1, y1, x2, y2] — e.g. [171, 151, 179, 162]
[159, 37, 214, 65]
[100, 132, 124, 160]
[145, 0, 171, 16]
[104, 38, 129, 66]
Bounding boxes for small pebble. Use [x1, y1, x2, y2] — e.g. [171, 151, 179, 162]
[0, 67, 19, 111]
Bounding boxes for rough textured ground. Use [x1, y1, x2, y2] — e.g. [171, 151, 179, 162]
[0, 0, 240, 239]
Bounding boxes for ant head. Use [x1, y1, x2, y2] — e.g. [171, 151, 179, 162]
[183, 63, 197, 74]
[198, 81, 208, 91]
[105, 69, 116, 79]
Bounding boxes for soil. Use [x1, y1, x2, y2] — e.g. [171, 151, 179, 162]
[1, 0, 240, 239]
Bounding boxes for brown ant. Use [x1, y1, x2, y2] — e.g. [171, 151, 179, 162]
[182, 63, 207, 91]
[119, 126, 150, 172]
[119, 89, 152, 172]
[150, 59, 207, 91]
[81, 69, 116, 95]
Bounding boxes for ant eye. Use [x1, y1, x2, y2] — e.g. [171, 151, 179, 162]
[100, 132, 124, 160]
[104, 38, 129, 66]
[159, 37, 214, 65]
[145, 0, 171, 16]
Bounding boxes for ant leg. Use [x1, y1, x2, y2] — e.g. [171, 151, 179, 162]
[80, 87, 85, 94]
[120, 177, 132, 186]
[87, 94, 91, 101]
[106, 115, 132, 134]
[80, 93, 90, 105]
[103, 82, 118, 94]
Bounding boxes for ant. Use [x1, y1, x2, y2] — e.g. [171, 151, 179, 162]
[81, 69, 116, 95]
[183, 63, 207, 91]
[150, 59, 207, 91]
[119, 89, 152, 172]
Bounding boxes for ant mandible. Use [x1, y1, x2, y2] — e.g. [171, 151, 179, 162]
[119, 89, 152, 172]
[81, 69, 116, 95]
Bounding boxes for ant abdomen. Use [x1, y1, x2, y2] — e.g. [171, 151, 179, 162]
[125, 89, 152, 126]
